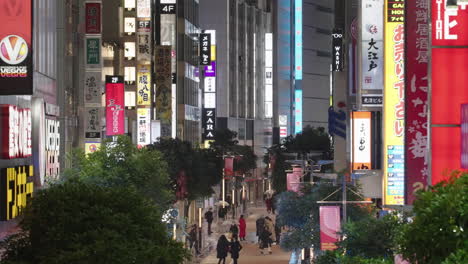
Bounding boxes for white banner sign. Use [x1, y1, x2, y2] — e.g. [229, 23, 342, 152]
[137, 0, 151, 18]
[361, 0, 384, 90]
[137, 108, 151, 147]
[84, 72, 102, 106]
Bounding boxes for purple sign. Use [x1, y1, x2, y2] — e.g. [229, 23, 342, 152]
[204, 61, 216, 77]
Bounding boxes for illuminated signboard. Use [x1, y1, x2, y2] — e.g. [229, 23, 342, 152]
[352, 112, 372, 170]
[137, 65, 151, 106]
[432, 0, 468, 46]
[45, 119, 60, 181]
[332, 29, 343, 72]
[124, 17, 136, 34]
[0, 166, 34, 221]
[85, 142, 101, 155]
[431, 48, 468, 183]
[361, 0, 383, 90]
[137, 108, 151, 148]
[383, 0, 405, 205]
[0, 0, 33, 95]
[105, 75, 125, 136]
[294, 90, 303, 134]
[295, 0, 302, 80]
[84, 107, 101, 138]
[200, 33, 211, 66]
[124, 42, 136, 59]
[85, 2, 101, 34]
[84, 72, 102, 106]
[265, 33, 273, 118]
[202, 108, 216, 140]
[0, 105, 32, 159]
[125, 0, 136, 10]
[405, 0, 429, 204]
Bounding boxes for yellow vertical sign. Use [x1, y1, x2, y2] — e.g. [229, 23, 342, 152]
[137, 64, 151, 106]
[383, 0, 405, 205]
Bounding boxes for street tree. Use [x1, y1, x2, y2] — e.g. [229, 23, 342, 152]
[398, 171, 468, 264]
[0, 181, 189, 264]
[63, 136, 174, 211]
[276, 181, 372, 252]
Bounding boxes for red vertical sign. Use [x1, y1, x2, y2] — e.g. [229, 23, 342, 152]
[105, 76, 124, 136]
[320, 206, 340, 251]
[0, 0, 33, 95]
[404, 0, 428, 204]
[85, 2, 101, 34]
[224, 157, 234, 177]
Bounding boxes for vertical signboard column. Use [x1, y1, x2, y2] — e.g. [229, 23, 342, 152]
[404, 0, 428, 204]
[294, 0, 302, 135]
[84, 1, 102, 148]
[383, 0, 405, 205]
[430, 1, 468, 184]
[159, 0, 177, 138]
[201, 31, 216, 144]
[155, 46, 173, 137]
[105, 76, 125, 136]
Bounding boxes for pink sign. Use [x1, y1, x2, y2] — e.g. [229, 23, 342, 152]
[224, 157, 234, 177]
[405, 0, 428, 204]
[462, 104, 468, 169]
[286, 173, 300, 193]
[320, 206, 340, 251]
[105, 76, 125, 136]
[394, 254, 411, 264]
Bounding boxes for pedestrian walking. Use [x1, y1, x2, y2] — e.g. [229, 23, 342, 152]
[274, 219, 281, 244]
[188, 224, 200, 255]
[239, 215, 247, 241]
[204, 208, 214, 235]
[255, 216, 265, 242]
[229, 222, 239, 239]
[230, 235, 243, 264]
[264, 216, 275, 248]
[258, 226, 272, 254]
[216, 235, 230, 264]
[266, 197, 273, 213]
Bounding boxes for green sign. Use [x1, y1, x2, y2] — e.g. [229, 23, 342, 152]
[86, 38, 100, 65]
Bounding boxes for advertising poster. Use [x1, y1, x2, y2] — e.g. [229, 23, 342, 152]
[85, 37, 101, 68]
[405, 0, 428, 204]
[84, 72, 102, 106]
[85, 2, 101, 34]
[136, 64, 151, 106]
[84, 107, 101, 138]
[383, 0, 405, 205]
[105, 75, 125, 136]
[319, 206, 341, 251]
[0, 0, 33, 95]
[155, 46, 172, 124]
[361, 0, 383, 90]
[137, 108, 151, 148]
[352, 112, 372, 170]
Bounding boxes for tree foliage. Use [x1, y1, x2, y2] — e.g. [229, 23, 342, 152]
[339, 213, 406, 259]
[315, 250, 392, 264]
[63, 136, 174, 210]
[149, 138, 222, 200]
[276, 181, 373, 251]
[398, 171, 468, 264]
[0, 181, 189, 264]
[266, 126, 332, 193]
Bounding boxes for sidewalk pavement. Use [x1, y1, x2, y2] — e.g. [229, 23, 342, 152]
[197, 206, 291, 264]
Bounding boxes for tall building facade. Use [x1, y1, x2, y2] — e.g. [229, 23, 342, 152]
[272, 0, 333, 144]
[199, 0, 272, 164]
[1, 0, 59, 237]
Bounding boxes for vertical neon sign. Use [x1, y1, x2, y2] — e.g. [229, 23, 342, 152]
[295, 0, 302, 80]
[295, 90, 303, 134]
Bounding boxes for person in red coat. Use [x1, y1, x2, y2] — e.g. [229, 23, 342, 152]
[238, 215, 247, 241]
